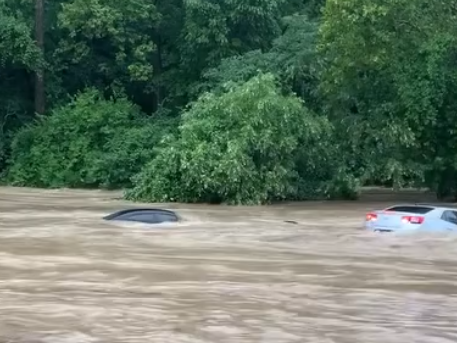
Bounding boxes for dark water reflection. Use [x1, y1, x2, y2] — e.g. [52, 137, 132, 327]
[0, 187, 456, 343]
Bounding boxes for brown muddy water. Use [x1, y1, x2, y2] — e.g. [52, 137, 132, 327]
[0, 187, 457, 343]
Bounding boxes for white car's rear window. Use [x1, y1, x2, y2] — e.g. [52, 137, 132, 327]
[385, 206, 434, 214]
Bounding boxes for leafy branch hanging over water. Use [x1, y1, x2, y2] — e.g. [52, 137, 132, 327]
[126, 73, 342, 204]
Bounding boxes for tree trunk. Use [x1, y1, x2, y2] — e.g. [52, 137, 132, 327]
[34, 0, 45, 115]
[436, 167, 455, 201]
[152, 37, 164, 113]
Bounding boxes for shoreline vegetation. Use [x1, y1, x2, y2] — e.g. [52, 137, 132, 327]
[2, 0, 457, 205]
[0, 186, 442, 206]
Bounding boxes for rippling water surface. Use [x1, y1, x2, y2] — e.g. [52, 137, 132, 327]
[1, 187, 457, 343]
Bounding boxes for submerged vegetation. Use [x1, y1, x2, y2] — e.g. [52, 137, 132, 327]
[1, 0, 457, 204]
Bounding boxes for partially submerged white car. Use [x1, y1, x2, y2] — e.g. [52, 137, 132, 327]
[364, 204, 457, 233]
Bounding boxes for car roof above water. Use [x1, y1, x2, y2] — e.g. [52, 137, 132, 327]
[383, 203, 457, 213]
[103, 208, 180, 221]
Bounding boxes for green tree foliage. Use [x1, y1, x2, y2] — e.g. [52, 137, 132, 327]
[126, 73, 336, 204]
[3, 0, 457, 203]
[319, 0, 457, 197]
[0, 1, 41, 174]
[54, 0, 159, 100]
[6, 89, 175, 188]
[201, 15, 320, 108]
[177, 0, 286, 102]
[181, 0, 283, 71]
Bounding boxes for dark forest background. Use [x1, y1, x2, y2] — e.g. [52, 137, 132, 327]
[1, 0, 456, 204]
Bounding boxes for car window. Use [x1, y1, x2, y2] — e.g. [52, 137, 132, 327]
[386, 206, 434, 214]
[122, 212, 160, 224]
[153, 212, 176, 222]
[441, 210, 457, 225]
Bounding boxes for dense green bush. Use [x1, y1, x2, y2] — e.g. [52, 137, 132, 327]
[125, 72, 353, 204]
[6, 89, 175, 189]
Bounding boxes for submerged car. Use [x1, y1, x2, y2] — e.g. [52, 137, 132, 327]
[364, 204, 457, 233]
[103, 208, 180, 224]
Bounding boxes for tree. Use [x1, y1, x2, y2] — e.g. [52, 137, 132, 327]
[34, 0, 45, 115]
[6, 89, 175, 188]
[176, 0, 284, 100]
[319, 0, 457, 196]
[126, 72, 333, 204]
[0, 1, 41, 174]
[54, 0, 160, 110]
[201, 14, 320, 109]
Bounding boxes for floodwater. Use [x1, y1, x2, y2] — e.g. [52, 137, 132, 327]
[0, 187, 457, 343]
